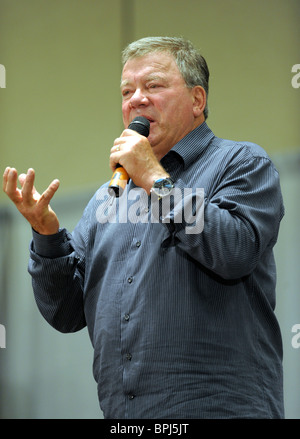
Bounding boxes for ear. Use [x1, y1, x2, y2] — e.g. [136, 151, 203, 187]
[192, 86, 206, 118]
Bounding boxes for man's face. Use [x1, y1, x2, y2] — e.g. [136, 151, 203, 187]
[121, 52, 203, 160]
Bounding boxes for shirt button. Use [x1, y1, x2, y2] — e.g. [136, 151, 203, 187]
[126, 353, 132, 361]
[136, 241, 141, 248]
[127, 276, 133, 284]
[124, 314, 130, 322]
[128, 394, 135, 400]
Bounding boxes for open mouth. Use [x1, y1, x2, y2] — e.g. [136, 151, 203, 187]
[139, 115, 154, 124]
[145, 117, 155, 127]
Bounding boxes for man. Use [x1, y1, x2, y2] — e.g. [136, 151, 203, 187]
[3, 36, 285, 418]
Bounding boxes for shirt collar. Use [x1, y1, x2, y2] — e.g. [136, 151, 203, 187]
[168, 121, 215, 170]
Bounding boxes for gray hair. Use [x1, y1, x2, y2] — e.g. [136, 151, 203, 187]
[122, 36, 210, 119]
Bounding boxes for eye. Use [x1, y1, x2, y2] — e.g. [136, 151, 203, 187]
[148, 82, 160, 89]
[121, 89, 133, 99]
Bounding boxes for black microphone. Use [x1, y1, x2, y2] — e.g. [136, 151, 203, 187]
[108, 116, 150, 197]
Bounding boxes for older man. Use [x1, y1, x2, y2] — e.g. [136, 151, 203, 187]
[3, 37, 284, 419]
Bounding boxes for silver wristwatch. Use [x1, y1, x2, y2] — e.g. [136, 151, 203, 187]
[150, 177, 174, 199]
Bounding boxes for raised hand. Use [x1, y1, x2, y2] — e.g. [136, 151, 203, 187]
[3, 167, 60, 235]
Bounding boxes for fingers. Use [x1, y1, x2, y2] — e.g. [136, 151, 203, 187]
[3, 167, 38, 206]
[110, 138, 124, 171]
[3, 167, 17, 192]
[112, 129, 140, 152]
[109, 154, 120, 172]
[2, 167, 10, 192]
[2, 167, 22, 203]
[121, 128, 137, 138]
[3, 166, 59, 207]
[39, 179, 60, 205]
[112, 136, 128, 152]
[111, 131, 141, 158]
[18, 172, 28, 186]
[3, 167, 60, 234]
[21, 168, 36, 204]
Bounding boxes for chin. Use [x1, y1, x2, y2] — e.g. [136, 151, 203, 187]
[148, 134, 155, 146]
[148, 131, 161, 146]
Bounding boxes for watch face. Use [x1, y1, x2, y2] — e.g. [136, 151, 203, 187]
[157, 186, 171, 196]
[151, 178, 174, 198]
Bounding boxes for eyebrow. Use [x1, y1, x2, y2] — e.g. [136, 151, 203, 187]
[120, 79, 130, 88]
[120, 74, 167, 89]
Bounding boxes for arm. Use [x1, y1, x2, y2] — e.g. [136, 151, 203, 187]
[164, 155, 284, 280]
[28, 227, 87, 333]
[3, 167, 86, 332]
[110, 135, 284, 280]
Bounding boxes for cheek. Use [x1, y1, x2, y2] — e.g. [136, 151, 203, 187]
[122, 102, 128, 114]
[122, 103, 130, 125]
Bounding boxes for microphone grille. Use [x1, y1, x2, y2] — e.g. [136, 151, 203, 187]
[128, 116, 150, 137]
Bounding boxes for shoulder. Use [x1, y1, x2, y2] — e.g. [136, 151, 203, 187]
[207, 135, 279, 174]
[211, 135, 270, 159]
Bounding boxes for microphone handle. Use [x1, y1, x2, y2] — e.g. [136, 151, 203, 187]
[108, 164, 129, 197]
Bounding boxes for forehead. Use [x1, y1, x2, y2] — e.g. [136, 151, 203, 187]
[121, 51, 182, 84]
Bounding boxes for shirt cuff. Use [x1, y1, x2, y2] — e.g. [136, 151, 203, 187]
[31, 228, 73, 258]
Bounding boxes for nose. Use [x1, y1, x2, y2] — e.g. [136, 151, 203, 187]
[129, 88, 149, 108]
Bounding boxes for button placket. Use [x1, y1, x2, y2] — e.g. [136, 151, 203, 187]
[120, 224, 145, 408]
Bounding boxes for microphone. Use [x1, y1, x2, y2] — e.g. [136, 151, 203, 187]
[108, 116, 150, 197]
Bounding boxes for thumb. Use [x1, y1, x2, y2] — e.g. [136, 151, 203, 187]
[38, 179, 60, 206]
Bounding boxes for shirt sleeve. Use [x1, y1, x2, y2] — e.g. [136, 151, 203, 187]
[163, 153, 285, 280]
[28, 222, 87, 333]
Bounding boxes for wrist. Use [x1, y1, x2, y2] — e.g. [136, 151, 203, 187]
[31, 228, 72, 258]
[145, 171, 170, 195]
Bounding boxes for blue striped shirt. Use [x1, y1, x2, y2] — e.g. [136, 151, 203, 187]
[29, 122, 285, 418]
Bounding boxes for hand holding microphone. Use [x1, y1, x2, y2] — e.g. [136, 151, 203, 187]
[108, 116, 150, 197]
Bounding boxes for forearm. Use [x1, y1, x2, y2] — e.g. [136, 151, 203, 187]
[28, 228, 86, 333]
[174, 199, 261, 279]
[162, 159, 284, 280]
